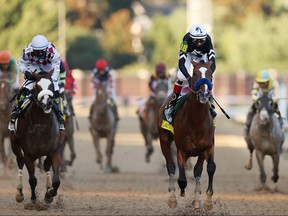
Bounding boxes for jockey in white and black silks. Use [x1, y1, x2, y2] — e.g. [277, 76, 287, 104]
[9, 34, 65, 131]
[168, 24, 217, 119]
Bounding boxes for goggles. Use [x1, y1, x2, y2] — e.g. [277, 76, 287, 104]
[33, 49, 47, 58]
[192, 38, 206, 45]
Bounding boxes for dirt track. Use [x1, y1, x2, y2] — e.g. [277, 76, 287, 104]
[1, 104, 288, 215]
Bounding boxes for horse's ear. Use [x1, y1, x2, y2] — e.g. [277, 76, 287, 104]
[49, 68, 54, 76]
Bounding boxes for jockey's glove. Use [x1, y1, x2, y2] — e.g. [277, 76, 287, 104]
[24, 71, 35, 81]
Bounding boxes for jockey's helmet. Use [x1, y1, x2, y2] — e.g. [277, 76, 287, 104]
[0, 50, 11, 64]
[256, 70, 270, 83]
[95, 59, 108, 70]
[189, 24, 207, 46]
[155, 63, 166, 79]
[31, 35, 49, 58]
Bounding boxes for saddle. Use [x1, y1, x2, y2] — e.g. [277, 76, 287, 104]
[161, 94, 188, 134]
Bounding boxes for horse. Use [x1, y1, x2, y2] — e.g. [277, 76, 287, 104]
[138, 79, 169, 162]
[244, 92, 284, 190]
[10, 69, 64, 204]
[89, 81, 118, 173]
[0, 78, 15, 172]
[59, 89, 76, 174]
[158, 61, 216, 211]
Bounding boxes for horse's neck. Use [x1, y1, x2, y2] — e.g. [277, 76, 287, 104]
[185, 93, 210, 120]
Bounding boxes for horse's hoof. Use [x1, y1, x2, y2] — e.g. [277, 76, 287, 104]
[15, 194, 24, 203]
[244, 164, 252, 170]
[45, 196, 53, 204]
[192, 200, 202, 209]
[204, 200, 213, 211]
[168, 199, 177, 208]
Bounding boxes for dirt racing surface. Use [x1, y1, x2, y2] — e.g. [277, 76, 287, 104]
[0, 104, 288, 215]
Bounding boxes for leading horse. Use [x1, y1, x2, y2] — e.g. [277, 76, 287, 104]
[158, 61, 216, 210]
[89, 81, 118, 173]
[10, 69, 64, 204]
[244, 92, 284, 190]
[138, 79, 169, 162]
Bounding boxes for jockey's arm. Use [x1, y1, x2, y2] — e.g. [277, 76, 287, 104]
[251, 82, 260, 102]
[17, 51, 30, 74]
[50, 52, 61, 87]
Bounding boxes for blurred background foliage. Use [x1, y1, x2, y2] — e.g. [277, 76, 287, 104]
[0, 0, 287, 74]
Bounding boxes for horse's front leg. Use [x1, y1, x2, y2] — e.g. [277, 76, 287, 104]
[67, 136, 76, 166]
[10, 141, 25, 202]
[43, 157, 53, 203]
[145, 133, 154, 163]
[271, 153, 279, 183]
[45, 151, 61, 203]
[204, 154, 216, 211]
[24, 158, 37, 203]
[255, 150, 268, 191]
[90, 127, 102, 167]
[105, 134, 114, 173]
[192, 155, 204, 209]
[177, 150, 187, 197]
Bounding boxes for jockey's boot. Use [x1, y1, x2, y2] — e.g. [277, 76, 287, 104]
[54, 95, 65, 131]
[108, 98, 119, 121]
[9, 88, 30, 131]
[168, 79, 183, 112]
[209, 97, 217, 118]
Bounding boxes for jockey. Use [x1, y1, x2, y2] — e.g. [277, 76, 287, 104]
[64, 61, 77, 115]
[168, 24, 216, 118]
[0, 50, 19, 91]
[148, 63, 169, 97]
[8, 34, 65, 131]
[244, 70, 283, 135]
[137, 63, 169, 118]
[90, 58, 119, 121]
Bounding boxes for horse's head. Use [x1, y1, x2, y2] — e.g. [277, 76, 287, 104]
[254, 92, 274, 126]
[32, 69, 54, 113]
[0, 78, 12, 110]
[94, 81, 108, 104]
[155, 79, 169, 106]
[191, 60, 213, 104]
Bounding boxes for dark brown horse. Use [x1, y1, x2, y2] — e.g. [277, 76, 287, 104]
[138, 79, 169, 162]
[10, 69, 64, 204]
[89, 81, 118, 173]
[60, 89, 76, 174]
[158, 61, 216, 210]
[0, 78, 14, 172]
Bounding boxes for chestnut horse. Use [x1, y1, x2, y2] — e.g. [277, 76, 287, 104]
[89, 81, 118, 172]
[0, 78, 14, 171]
[10, 69, 64, 204]
[244, 92, 284, 190]
[158, 61, 216, 211]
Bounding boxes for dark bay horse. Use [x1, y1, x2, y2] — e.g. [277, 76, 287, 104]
[244, 92, 284, 190]
[158, 61, 216, 210]
[10, 69, 64, 204]
[89, 81, 118, 173]
[0, 78, 14, 171]
[138, 79, 169, 162]
[60, 89, 76, 174]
